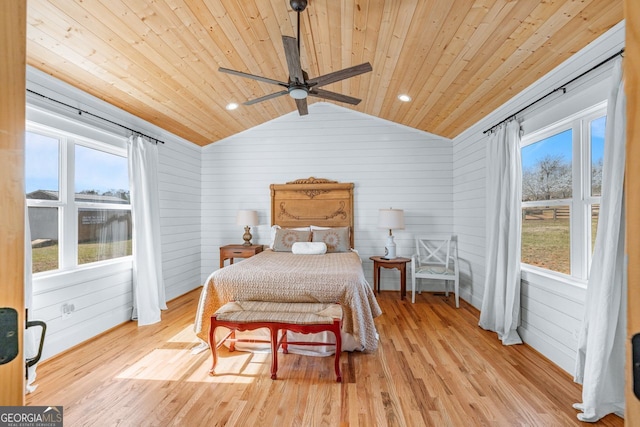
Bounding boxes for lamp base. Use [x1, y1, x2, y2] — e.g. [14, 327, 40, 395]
[242, 226, 253, 246]
[384, 234, 397, 259]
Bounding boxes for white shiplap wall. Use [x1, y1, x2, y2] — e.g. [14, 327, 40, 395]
[201, 102, 453, 291]
[452, 22, 624, 373]
[26, 67, 202, 360]
[158, 137, 202, 300]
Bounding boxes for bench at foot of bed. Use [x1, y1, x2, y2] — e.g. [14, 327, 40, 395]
[209, 301, 343, 382]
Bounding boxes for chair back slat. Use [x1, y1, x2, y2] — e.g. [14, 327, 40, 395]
[415, 236, 452, 268]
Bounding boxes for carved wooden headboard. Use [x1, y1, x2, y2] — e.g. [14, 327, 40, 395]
[270, 177, 355, 248]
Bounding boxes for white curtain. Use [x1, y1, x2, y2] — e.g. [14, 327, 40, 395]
[479, 119, 523, 345]
[573, 58, 626, 422]
[97, 210, 129, 261]
[127, 135, 166, 326]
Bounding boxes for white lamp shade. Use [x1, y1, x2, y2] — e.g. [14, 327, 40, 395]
[378, 209, 405, 230]
[236, 210, 259, 226]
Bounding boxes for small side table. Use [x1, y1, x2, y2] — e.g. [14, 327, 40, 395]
[369, 256, 411, 300]
[220, 244, 263, 268]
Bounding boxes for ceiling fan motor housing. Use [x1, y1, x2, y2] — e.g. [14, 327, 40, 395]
[290, 0, 308, 12]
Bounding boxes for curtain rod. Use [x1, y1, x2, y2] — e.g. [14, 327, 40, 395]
[26, 89, 165, 145]
[483, 48, 625, 135]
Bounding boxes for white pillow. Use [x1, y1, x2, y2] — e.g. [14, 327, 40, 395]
[292, 242, 327, 255]
[269, 225, 311, 249]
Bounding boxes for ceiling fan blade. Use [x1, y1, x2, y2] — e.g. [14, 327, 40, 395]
[244, 90, 289, 105]
[282, 36, 305, 84]
[295, 98, 308, 115]
[306, 62, 372, 88]
[219, 67, 288, 87]
[308, 88, 362, 105]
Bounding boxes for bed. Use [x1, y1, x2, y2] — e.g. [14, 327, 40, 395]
[193, 177, 382, 353]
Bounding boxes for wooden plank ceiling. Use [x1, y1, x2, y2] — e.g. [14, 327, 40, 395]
[26, 0, 623, 146]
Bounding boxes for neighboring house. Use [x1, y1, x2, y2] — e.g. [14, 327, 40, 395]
[26, 190, 131, 243]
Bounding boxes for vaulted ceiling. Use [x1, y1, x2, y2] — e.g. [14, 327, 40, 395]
[26, 0, 623, 146]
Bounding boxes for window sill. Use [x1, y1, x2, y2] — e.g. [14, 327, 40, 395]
[521, 264, 587, 304]
[32, 257, 133, 295]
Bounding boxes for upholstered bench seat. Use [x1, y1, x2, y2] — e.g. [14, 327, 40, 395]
[209, 301, 343, 381]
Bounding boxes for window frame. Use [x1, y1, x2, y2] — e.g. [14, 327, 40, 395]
[520, 101, 606, 283]
[26, 121, 132, 276]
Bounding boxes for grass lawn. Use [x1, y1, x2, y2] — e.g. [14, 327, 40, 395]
[31, 240, 132, 273]
[522, 209, 598, 275]
[522, 218, 570, 274]
[31, 244, 59, 273]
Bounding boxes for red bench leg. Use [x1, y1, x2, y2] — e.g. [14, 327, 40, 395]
[208, 318, 236, 376]
[209, 326, 218, 376]
[229, 329, 236, 352]
[332, 320, 342, 382]
[270, 325, 279, 380]
[208, 319, 219, 376]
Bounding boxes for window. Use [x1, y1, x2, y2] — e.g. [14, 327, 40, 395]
[521, 104, 605, 281]
[26, 124, 131, 274]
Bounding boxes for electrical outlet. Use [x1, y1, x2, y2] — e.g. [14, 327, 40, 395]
[61, 303, 75, 318]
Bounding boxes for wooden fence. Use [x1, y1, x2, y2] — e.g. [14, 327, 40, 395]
[523, 205, 599, 220]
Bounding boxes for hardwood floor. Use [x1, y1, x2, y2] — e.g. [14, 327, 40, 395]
[26, 289, 624, 426]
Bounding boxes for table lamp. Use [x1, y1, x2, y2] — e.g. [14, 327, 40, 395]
[236, 210, 259, 246]
[378, 208, 404, 259]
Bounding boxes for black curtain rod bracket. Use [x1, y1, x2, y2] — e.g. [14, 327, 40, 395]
[483, 48, 624, 135]
[26, 89, 165, 145]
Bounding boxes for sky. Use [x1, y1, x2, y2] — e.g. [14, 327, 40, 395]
[25, 132, 129, 195]
[521, 115, 605, 170]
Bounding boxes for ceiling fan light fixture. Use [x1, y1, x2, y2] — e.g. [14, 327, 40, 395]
[225, 102, 239, 110]
[289, 86, 308, 99]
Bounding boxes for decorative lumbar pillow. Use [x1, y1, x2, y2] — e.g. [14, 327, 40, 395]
[292, 241, 327, 255]
[269, 225, 310, 249]
[272, 228, 311, 252]
[312, 227, 350, 253]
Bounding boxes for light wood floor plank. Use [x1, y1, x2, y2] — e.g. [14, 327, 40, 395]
[26, 288, 623, 426]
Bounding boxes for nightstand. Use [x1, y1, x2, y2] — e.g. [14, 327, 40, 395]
[369, 256, 411, 300]
[219, 244, 263, 268]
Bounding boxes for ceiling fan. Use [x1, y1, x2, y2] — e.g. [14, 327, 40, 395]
[218, 0, 373, 116]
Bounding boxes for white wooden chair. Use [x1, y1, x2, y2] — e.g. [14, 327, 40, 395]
[411, 235, 459, 307]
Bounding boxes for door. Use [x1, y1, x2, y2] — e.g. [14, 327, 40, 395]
[625, 0, 640, 422]
[0, 0, 26, 406]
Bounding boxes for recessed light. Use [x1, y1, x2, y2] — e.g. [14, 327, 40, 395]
[226, 103, 239, 110]
[398, 94, 412, 102]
